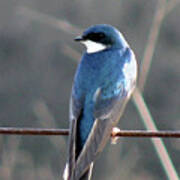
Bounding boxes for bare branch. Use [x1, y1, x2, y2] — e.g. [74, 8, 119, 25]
[138, 0, 167, 91]
[133, 88, 179, 180]
[16, 6, 82, 35]
[166, 0, 180, 14]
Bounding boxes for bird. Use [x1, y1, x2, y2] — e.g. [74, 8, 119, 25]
[63, 24, 137, 180]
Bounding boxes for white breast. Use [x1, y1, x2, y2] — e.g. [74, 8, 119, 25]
[123, 51, 137, 96]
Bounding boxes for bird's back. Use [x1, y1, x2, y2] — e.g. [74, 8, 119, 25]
[73, 47, 135, 153]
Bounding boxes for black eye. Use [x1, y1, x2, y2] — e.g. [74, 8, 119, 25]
[98, 33, 105, 38]
[85, 32, 105, 41]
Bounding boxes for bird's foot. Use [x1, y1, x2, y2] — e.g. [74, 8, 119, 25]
[111, 127, 121, 145]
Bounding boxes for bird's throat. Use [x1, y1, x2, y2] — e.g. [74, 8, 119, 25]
[82, 40, 107, 53]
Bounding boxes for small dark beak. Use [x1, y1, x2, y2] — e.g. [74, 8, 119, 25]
[74, 36, 83, 42]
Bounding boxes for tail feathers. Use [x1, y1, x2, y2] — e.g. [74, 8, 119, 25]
[80, 163, 94, 180]
[63, 162, 94, 180]
[63, 163, 70, 180]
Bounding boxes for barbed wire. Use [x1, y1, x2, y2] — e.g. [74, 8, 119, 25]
[0, 127, 180, 138]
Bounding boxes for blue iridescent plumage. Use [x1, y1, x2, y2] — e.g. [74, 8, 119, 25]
[64, 24, 137, 180]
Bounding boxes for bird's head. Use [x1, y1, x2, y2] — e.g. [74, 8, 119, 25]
[74, 24, 129, 53]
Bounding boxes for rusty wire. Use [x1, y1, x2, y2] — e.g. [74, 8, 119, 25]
[0, 127, 180, 138]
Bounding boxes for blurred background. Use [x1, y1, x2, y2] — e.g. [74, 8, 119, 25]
[0, 0, 180, 179]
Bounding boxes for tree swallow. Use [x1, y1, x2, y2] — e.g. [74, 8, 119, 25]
[63, 24, 137, 180]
